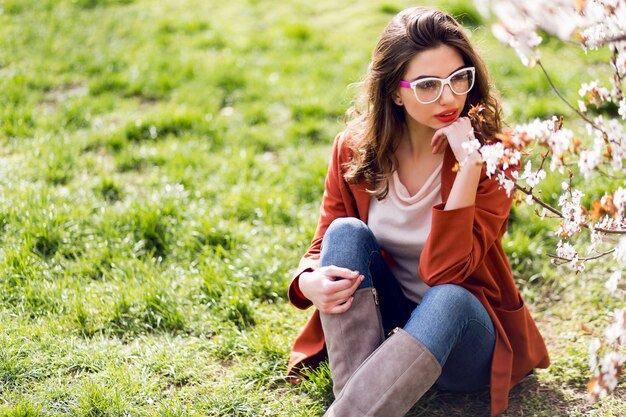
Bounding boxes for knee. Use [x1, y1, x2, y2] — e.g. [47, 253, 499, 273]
[322, 218, 372, 248]
[423, 285, 477, 316]
[427, 284, 472, 300]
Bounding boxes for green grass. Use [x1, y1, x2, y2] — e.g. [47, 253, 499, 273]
[0, 0, 624, 415]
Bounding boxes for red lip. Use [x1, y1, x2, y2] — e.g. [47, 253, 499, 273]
[435, 108, 458, 123]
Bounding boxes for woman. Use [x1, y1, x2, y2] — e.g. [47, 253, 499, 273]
[287, 7, 549, 417]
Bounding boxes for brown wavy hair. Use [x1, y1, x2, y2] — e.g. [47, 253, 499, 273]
[343, 7, 502, 199]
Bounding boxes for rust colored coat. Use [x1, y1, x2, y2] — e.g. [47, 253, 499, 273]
[287, 131, 550, 417]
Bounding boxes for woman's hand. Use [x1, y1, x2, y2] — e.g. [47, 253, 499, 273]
[433, 117, 483, 210]
[298, 266, 364, 314]
[431, 117, 480, 164]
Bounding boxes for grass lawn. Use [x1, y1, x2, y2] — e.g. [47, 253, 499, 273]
[0, 0, 624, 415]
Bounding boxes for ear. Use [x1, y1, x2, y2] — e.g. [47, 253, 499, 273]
[393, 92, 403, 106]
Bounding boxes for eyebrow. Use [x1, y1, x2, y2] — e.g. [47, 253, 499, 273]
[410, 65, 466, 82]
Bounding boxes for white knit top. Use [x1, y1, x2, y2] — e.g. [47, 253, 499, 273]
[368, 164, 443, 303]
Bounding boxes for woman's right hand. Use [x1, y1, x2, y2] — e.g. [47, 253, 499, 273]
[298, 266, 364, 314]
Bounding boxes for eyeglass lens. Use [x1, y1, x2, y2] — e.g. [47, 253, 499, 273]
[413, 69, 474, 103]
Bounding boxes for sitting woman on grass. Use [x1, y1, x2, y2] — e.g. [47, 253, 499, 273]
[286, 6, 550, 417]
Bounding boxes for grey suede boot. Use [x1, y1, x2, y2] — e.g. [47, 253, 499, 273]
[319, 287, 385, 397]
[324, 328, 442, 417]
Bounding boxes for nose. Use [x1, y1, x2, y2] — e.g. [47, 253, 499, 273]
[438, 83, 455, 104]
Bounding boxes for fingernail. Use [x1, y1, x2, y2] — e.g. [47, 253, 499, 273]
[353, 270, 359, 276]
[359, 275, 365, 281]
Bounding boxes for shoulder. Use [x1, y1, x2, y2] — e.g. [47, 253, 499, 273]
[334, 128, 356, 150]
[331, 129, 358, 165]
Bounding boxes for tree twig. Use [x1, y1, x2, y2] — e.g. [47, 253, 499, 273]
[548, 248, 616, 262]
[514, 183, 563, 217]
[593, 227, 626, 235]
[509, 173, 626, 235]
[597, 33, 626, 46]
[537, 60, 607, 138]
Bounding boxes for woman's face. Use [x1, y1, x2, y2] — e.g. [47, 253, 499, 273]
[397, 44, 470, 134]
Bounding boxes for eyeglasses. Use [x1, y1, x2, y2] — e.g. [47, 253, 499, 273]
[399, 67, 475, 104]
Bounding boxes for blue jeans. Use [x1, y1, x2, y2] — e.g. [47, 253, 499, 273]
[320, 217, 495, 392]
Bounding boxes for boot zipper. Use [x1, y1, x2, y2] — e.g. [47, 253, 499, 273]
[388, 327, 400, 337]
[371, 287, 379, 305]
[372, 287, 385, 342]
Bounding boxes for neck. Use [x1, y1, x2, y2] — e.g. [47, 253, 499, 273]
[402, 121, 436, 161]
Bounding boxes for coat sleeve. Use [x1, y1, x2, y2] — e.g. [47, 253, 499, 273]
[418, 170, 514, 286]
[288, 132, 356, 309]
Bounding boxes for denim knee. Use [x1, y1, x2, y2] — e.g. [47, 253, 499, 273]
[426, 284, 473, 307]
[320, 218, 377, 288]
[422, 285, 486, 325]
[322, 217, 372, 250]
[403, 284, 495, 362]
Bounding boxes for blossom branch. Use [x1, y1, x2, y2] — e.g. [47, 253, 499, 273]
[610, 47, 624, 102]
[537, 61, 606, 137]
[476, 0, 626, 402]
[510, 176, 625, 235]
[593, 227, 626, 235]
[599, 33, 626, 46]
[514, 183, 563, 217]
[548, 248, 616, 262]
[596, 167, 626, 180]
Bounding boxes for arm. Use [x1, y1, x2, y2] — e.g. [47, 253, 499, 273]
[421, 117, 513, 285]
[444, 151, 482, 211]
[418, 173, 513, 286]
[288, 132, 361, 310]
[431, 116, 482, 211]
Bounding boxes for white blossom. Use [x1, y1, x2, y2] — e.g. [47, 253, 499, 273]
[548, 129, 575, 171]
[578, 149, 601, 178]
[462, 138, 482, 154]
[557, 189, 586, 237]
[598, 351, 624, 392]
[495, 171, 516, 197]
[556, 240, 578, 260]
[487, 0, 544, 67]
[614, 187, 626, 218]
[587, 229, 602, 256]
[605, 270, 621, 294]
[530, 2, 579, 41]
[619, 99, 626, 120]
[578, 80, 610, 104]
[572, 260, 586, 273]
[492, 22, 542, 67]
[579, 0, 626, 50]
[589, 337, 602, 370]
[520, 160, 546, 188]
[614, 237, 626, 266]
[473, 0, 492, 18]
[514, 118, 554, 144]
[480, 142, 505, 177]
[605, 309, 626, 346]
[507, 149, 521, 167]
[461, 139, 482, 166]
[601, 118, 626, 171]
[615, 53, 626, 78]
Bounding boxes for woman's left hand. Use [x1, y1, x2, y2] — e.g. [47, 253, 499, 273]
[431, 116, 478, 163]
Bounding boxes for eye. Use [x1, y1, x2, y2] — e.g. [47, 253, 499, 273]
[451, 72, 469, 81]
[415, 80, 438, 90]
